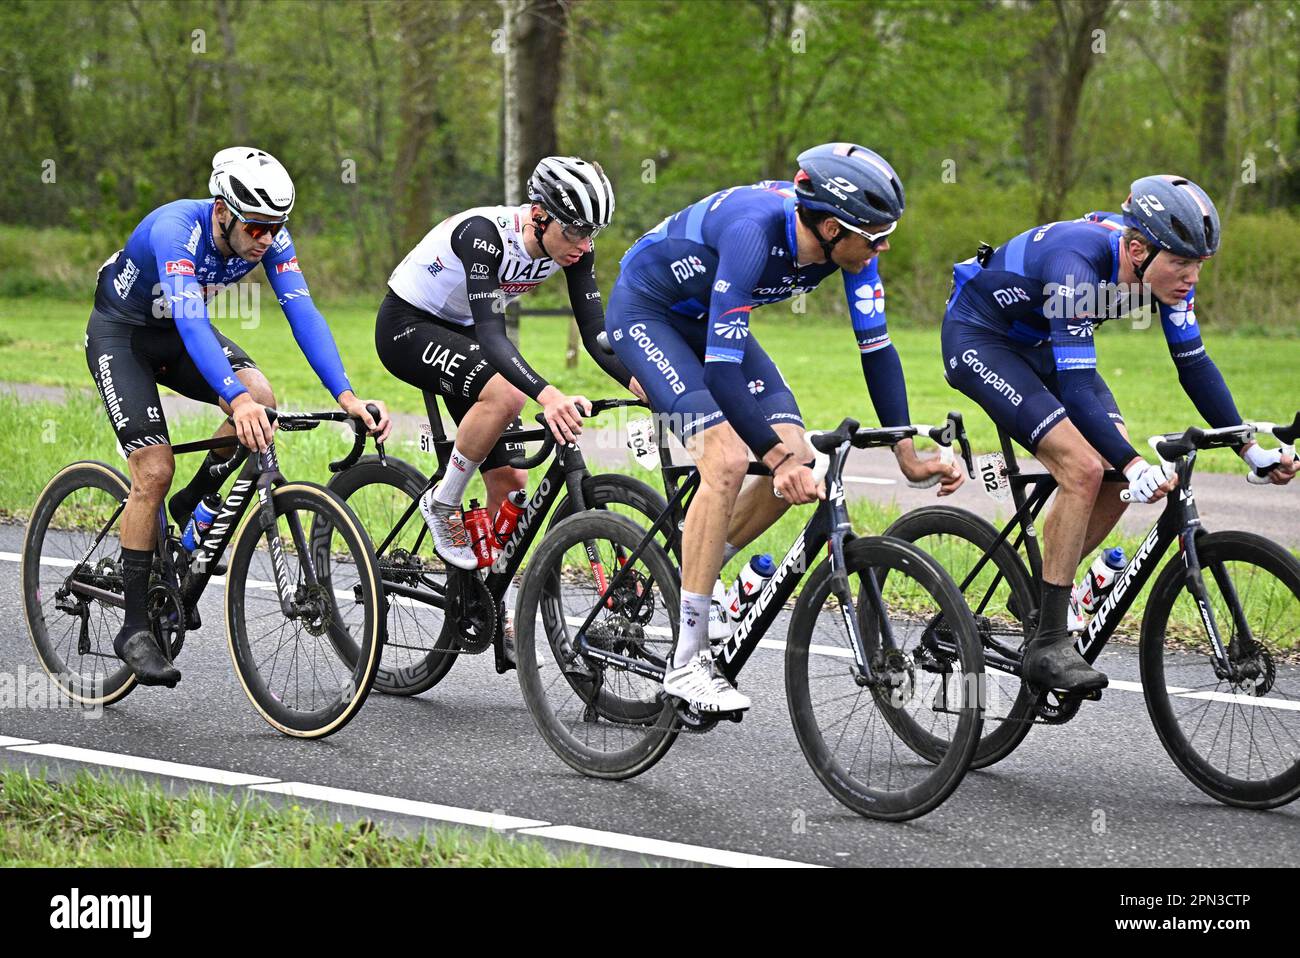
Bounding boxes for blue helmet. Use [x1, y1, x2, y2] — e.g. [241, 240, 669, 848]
[1121, 175, 1220, 259]
[793, 143, 905, 228]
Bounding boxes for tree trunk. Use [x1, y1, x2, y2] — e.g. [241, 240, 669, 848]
[502, 0, 570, 347]
[391, 0, 446, 251]
[1191, 1, 1240, 196]
[1035, 0, 1112, 223]
[214, 0, 248, 143]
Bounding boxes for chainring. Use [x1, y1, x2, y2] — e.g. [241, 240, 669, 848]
[146, 584, 186, 660]
[446, 572, 496, 654]
[1033, 688, 1084, 725]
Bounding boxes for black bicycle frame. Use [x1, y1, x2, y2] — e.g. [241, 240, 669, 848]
[571, 438, 885, 686]
[370, 428, 594, 607]
[968, 430, 1231, 669]
[67, 437, 312, 621]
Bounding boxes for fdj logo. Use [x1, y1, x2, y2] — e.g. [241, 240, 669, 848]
[992, 286, 1029, 308]
[820, 176, 859, 200]
[669, 256, 705, 284]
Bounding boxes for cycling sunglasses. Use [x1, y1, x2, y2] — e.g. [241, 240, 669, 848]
[560, 222, 602, 242]
[230, 209, 288, 240]
[835, 217, 897, 249]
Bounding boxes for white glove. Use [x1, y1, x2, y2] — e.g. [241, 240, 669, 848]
[1124, 460, 1172, 503]
[1244, 443, 1283, 485]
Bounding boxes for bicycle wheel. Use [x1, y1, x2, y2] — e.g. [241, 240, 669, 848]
[22, 461, 137, 706]
[551, 472, 680, 566]
[1141, 530, 1300, 809]
[785, 535, 984, 821]
[885, 506, 1037, 768]
[324, 455, 455, 696]
[226, 482, 383, 738]
[516, 511, 679, 779]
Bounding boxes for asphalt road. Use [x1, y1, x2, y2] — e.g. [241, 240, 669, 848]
[3, 519, 1298, 868]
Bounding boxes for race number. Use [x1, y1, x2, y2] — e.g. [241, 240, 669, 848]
[418, 423, 434, 455]
[976, 452, 1011, 501]
[626, 417, 658, 468]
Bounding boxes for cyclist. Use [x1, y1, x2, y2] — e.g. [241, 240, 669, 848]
[606, 142, 963, 713]
[941, 174, 1296, 695]
[378, 155, 643, 571]
[88, 146, 391, 687]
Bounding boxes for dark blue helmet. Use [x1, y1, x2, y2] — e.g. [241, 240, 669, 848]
[1122, 175, 1220, 259]
[793, 143, 905, 228]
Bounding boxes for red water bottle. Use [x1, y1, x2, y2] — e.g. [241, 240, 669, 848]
[464, 499, 495, 568]
[492, 489, 528, 547]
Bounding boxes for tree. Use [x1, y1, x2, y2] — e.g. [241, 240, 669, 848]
[1035, 0, 1113, 222]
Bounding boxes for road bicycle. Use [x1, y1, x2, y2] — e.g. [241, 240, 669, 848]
[322, 394, 674, 694]
[22, 407, 386, 738]
[514, 413, 987, 821]
[885, 414, 1300, 808]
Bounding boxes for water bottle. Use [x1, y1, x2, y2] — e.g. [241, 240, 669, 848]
[725, 554, 776, 622]
[463, 499, 496, 569]
[1076, 546, 1126, 613]
[492, 489, 529, 547]
[181, 494, 222, 552]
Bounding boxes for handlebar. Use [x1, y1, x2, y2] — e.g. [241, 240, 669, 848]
[505, 397, 647, 470]
[1146, 412, 1299, 478]
[216, 404, 387, 475]
[809, 411, 974, 478]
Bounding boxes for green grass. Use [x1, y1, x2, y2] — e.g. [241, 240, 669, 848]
[0, 768, 592, 867]
[4, 293, 1298, 477]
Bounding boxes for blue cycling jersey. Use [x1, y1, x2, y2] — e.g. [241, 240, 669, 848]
[617, 180, 908, 454]
[946, 212, 1239, 467]
[95, 198, 352, 405]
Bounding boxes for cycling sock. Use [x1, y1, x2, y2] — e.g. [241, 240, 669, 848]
[113, 547, 154, 657]
[434, 445, 482, 508]
[672, 590, 712, 669]
[722, 542, 741, 565]
[1035, 581, 1072, 639]
[169, 451, 226, 526]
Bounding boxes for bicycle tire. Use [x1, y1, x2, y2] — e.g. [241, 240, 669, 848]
[1140, 530, 1300, 809]
[885, 505, 1038, 768]
[785, 535, 984, 821]
[22, 460, 137, 706]
[226, 481, 383, 738]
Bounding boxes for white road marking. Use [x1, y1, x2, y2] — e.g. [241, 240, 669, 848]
[516, 825, 821, 868]
[0, 736, 820, 867]
[1173, 689, 1300, 711]
[249, 781, 547, 830]
[7, 743, 278, 786]
[844, 476, 896, 486]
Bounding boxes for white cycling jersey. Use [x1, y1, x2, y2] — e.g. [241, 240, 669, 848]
[387, 204, 561, 325]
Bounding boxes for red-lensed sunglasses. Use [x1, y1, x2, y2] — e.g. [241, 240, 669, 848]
[230, 209, 287, 240]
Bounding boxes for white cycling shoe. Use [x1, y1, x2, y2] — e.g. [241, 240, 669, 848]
[663, 651, 750, 713]
[708, 580, 731, 644]
[419, 486, 478, 571]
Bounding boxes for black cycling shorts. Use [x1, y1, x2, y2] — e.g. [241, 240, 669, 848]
[85, 308, 257, 457]
[375, 289, 524, 472]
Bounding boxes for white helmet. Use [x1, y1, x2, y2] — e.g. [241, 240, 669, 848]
[527, 156, 614, 231]
[208, 147, 294, 220]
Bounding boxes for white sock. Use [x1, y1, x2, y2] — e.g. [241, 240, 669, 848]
[434, 445, 482, 507]
[673, 590, 711, 670]
[722, 541, 741, 565]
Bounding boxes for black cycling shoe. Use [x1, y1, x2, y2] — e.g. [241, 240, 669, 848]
[114, 630, 182, 688]
[1021, 630, 1107, 693]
